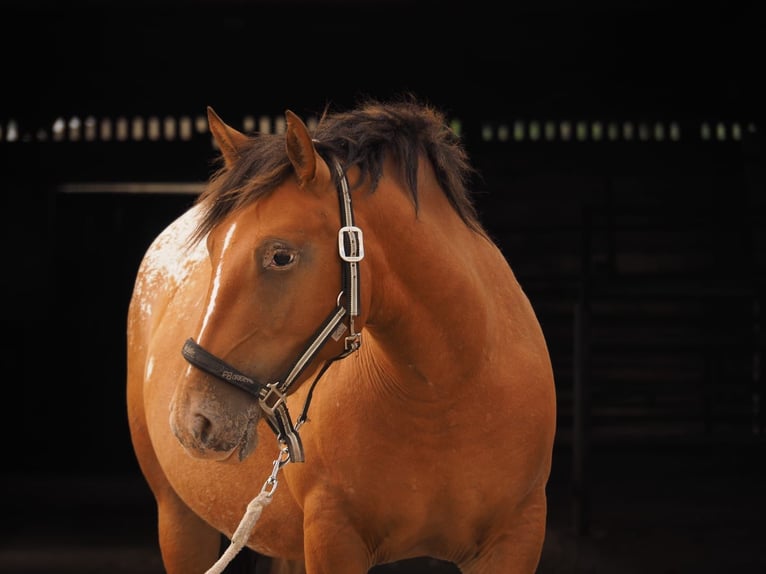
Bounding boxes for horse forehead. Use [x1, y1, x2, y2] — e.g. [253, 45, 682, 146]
[214, 184, 333, 240]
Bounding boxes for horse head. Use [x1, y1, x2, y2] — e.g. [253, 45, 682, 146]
[169, 107, 366, 463]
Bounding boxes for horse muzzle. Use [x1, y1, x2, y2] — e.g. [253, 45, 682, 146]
[169, 397, 261, 462]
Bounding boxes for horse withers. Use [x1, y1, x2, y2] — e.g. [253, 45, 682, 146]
[126, 98, 557, 573]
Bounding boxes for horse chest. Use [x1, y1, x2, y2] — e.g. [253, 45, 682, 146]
[291, 392, 502, 518]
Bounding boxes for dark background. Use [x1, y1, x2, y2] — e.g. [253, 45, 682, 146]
[1, 1, 764, 572]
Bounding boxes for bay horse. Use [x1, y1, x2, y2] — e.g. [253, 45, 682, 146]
[127, 98, 556, 574]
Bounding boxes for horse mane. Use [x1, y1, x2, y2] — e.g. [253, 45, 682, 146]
[190, 96, 486, 244]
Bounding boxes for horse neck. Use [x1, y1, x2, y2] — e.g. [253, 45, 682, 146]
[355, 169, 506, 394]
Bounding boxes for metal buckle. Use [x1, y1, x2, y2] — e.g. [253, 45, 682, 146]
[344, 332, 362, 353]
[260, 383, 285, 415]
[338, 226, 364, 262]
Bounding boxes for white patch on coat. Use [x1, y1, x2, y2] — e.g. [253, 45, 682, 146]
[133, 204, 209, 322]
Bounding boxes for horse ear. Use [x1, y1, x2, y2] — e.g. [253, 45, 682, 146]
[285, 109, 331, 189]
[207, 106, 249, 168]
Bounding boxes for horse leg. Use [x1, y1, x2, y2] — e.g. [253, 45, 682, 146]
[150, 480, 222, 573]
[131, 451, 222, 573]
[212, 543, 306, 574]
[301, 505, 370, 574]
[258, 556, 308, 574]
[457, 488, 548, 574]
[151, 466, 303, 574]
[302, 538, 369, 574]
[129, 373, 221, 572]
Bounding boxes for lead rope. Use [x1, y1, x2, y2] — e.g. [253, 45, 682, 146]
[205, 446, 290, 574]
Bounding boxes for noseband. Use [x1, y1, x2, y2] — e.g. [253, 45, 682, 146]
[181, 158, 363, 463]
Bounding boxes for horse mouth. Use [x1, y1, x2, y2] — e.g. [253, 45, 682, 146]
[235, 415, 260, 461]
[169, 407, 261, 462]
[209, 412, 261, 463]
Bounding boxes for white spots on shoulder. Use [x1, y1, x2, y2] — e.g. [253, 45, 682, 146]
[143, 204, 208, 285]
[132, 203, 209, 322]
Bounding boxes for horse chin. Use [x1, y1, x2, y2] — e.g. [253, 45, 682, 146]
[183, 429, 259, 463]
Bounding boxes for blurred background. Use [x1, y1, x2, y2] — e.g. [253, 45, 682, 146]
[1, 1, 763, 572]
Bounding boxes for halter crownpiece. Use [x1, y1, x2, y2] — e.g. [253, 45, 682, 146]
[181, 158, 363, 464]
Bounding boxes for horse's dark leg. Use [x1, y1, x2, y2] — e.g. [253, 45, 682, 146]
[218, 535, 261, 573]
[217, 536, 307, 574]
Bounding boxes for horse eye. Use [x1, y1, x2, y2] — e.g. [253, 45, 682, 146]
[267, 250, 296, 268]
[273, 252, 294, 266]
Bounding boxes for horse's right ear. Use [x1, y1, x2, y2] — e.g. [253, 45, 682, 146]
[207, 106, 249, 168]
[285, 109, 331, 190]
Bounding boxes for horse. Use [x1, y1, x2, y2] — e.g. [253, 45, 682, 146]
[126, 97, 557, 574]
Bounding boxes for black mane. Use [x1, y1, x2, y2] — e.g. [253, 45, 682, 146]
[192, 96, 484, 243]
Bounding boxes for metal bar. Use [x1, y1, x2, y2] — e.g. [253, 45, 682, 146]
[57, 182, 205, 194]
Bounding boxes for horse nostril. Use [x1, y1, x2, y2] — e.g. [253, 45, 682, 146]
[192, 413, 213, 445]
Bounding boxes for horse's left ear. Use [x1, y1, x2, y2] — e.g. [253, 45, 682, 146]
[207, 106, 250, 169]
[285, 110, 331, 190]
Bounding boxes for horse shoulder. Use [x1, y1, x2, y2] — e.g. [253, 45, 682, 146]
[127, 204, 209, 492]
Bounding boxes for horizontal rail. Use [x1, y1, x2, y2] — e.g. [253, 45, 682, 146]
[58, 181, 205, 194]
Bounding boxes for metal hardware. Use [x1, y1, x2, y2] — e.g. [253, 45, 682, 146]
[259, 383, 286, 415]
[338, 226, 364, 262]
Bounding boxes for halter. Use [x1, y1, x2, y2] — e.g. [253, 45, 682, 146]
[181, 158, 363, 464]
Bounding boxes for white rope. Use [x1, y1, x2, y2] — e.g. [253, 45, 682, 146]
[205, 490, 273, 574]
[204, 447, 288, 574]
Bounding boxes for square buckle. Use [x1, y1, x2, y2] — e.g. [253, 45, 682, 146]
[338, 226, 364, 262]
[260, 384, 285, 415]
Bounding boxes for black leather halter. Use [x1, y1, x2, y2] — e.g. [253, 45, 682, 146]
[181, 158, 363, 463]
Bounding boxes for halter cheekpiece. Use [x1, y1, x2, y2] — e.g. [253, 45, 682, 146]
[181, 158, 363, 464]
